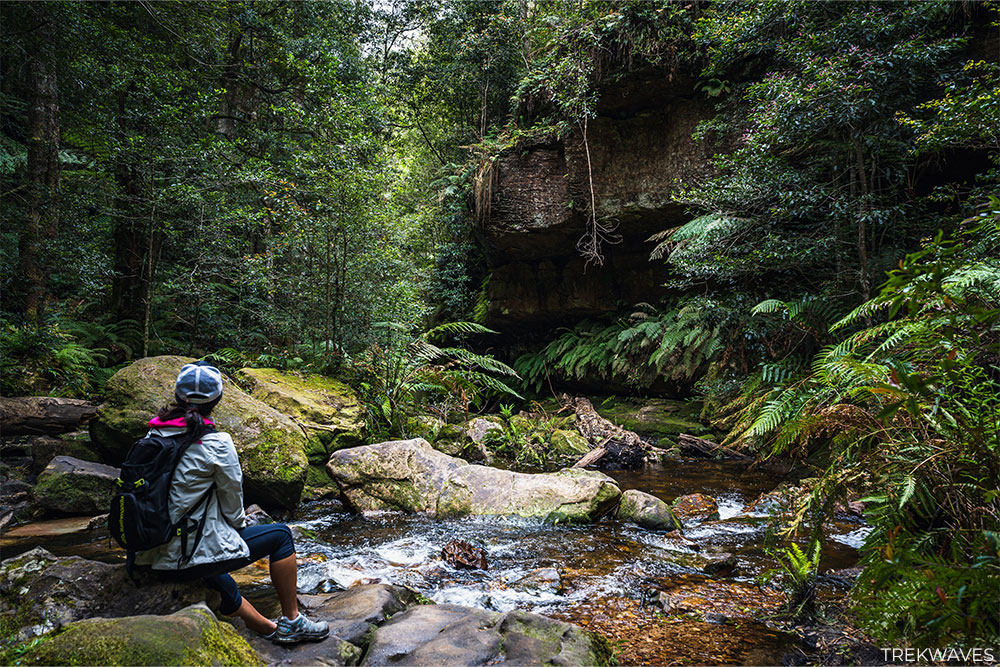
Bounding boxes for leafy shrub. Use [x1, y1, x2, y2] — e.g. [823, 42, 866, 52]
[348, 321, 521, 440]
[723, 200, 1000, 647]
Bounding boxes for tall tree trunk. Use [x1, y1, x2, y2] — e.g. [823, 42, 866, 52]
[109, 86, 160, 325]
[15, 9, 60, 324]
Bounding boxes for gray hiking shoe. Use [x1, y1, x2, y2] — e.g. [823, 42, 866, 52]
[272, 613, 329, 644]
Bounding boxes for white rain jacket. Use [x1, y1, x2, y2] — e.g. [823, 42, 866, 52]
[134, 419, 249, 570]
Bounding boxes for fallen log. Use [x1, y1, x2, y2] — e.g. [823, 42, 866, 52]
[677, 433, 748, 460]
[563, 395, 649, 469]
[572, 446, 607, 469]
[0, 397, 99, 436]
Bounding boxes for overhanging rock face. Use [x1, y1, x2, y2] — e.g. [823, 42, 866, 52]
[481, 74, 715, 331]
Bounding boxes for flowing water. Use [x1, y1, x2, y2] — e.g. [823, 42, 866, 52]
[3, 459, 868, 665]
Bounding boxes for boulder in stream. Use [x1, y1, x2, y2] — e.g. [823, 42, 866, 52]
[672, 493, 720, 524]
[0, 547, 219, 642]
[33, 455, 119, 515]
[6, 603, 263, 666]
[327, 438, 621, 523]
[617, 489, 683, 531]
[89, 355, 309, 509]
[362, 603, 611, 666]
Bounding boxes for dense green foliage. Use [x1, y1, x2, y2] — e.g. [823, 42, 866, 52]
[2, 0, 997, 650]
[347, 321, 520, 440]
[1, 2, 430, 395]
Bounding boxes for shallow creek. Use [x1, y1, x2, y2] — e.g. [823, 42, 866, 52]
[4, 459, 869, 665]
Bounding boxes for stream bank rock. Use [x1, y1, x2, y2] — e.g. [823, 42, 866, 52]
[32, 455, 120, 515]
[327, 438, 620, 523]
[617, 489, 683, 531]
[0, 547, 219, 642]
[7, 603, 263, 666]
[89, 355, 309, 509]
[236, 368, 365, 463]
[363, 604, 611, 666]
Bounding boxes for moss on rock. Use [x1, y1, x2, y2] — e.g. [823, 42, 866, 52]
[595, 397, 710, 439]
[9, 604, 263, 666]
[237, 368, 365, 463]
[33, 456, 119, 515]
[550, 429, 590, 457]
[90, 356, 308, 509]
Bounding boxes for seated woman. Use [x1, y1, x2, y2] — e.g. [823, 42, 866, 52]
[136, 360, 328, 644]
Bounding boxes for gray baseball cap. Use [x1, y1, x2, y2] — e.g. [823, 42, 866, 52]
[175, 361, 223, 404]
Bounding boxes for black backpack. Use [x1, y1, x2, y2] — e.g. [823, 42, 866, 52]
[110, 425, 217, 569]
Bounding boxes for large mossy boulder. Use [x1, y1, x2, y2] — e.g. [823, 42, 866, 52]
[33, 456, 119, 515]
[6, 603, 263, 666]
[237, 368, 365, 463]
[89, 356, 309, 509]
[361, 604, 611, 666]
[327, 438, 620, 523]
[617, 489, 682, 531]
[0, 548, 219, 642]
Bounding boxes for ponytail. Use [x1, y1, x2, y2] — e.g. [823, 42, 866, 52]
[183, 403, 208, 442]
[156, 395, 220, 442]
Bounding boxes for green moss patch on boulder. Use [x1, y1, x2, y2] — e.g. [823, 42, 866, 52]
[9, 603, 263, 666]
[89, 356, 308, 509]
[33, 456, 119, 515]
[594, 397, 710, 443]
[237, 368, 365, 463]
[550, 429, 590, 457]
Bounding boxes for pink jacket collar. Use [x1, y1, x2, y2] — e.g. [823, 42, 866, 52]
[148, 416, 215, 428]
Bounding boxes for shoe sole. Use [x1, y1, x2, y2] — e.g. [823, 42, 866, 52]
[271, 630, 330, 645]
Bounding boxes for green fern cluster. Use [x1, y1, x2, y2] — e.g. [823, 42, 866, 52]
[348, 321, 521, 440]
[723, 199, 1000, 647]
[514, 297, 729, 393]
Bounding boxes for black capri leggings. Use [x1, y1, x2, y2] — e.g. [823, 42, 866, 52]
[170, 523, 296, 615]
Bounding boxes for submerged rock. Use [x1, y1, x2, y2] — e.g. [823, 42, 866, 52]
[237, 368, 365, 463]
[617, 489, 683, 531]
[362, 604, 611, 666]
[672, 493, 720, 524]
[508, 567, 562, 595]
[442, 539, 488, 570]
[8, 603, 263, 666]
[326, 438, 621, 523]
[89, 355, 309, 509]
[0, 548, 218, 642]
[33, 455, 119, 515]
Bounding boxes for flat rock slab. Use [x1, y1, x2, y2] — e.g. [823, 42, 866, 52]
[362, 604, 611, 666]
[0, 515, 93, 538]
[243, 584, 417, 667]
[328, 438, 621, 523]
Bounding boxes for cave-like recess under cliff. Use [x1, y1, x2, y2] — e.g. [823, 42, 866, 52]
[480, 72, 716, 335]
